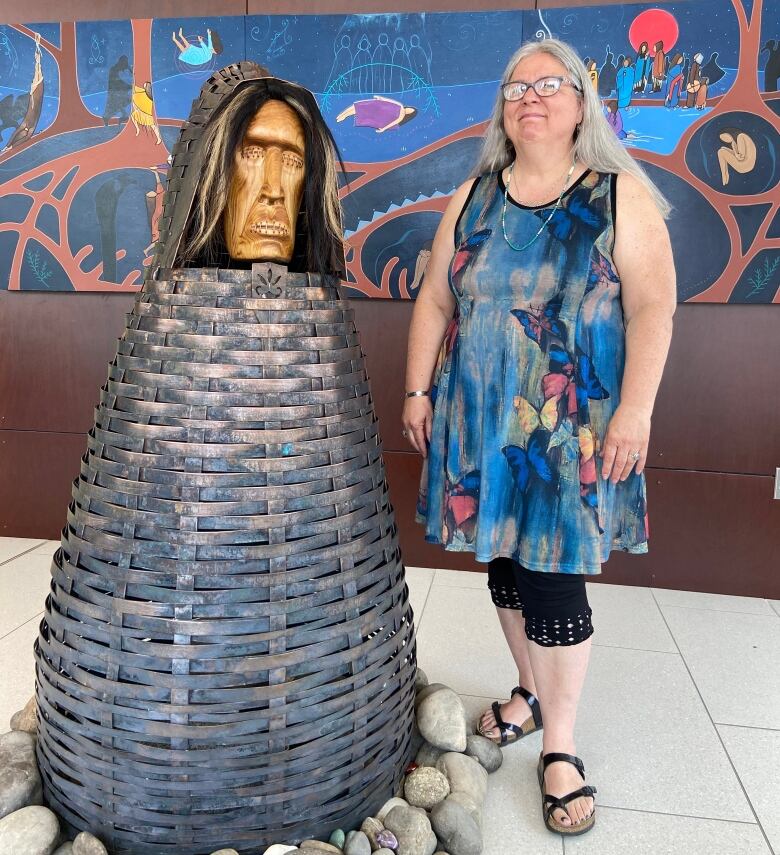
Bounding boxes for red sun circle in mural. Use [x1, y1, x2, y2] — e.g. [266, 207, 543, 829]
[628, 8, 679, 55]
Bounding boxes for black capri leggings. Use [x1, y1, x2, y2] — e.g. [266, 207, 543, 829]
[487, 557, 594, 647]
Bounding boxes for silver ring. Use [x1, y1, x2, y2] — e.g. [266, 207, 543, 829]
[631, 451, 641, 461]
[402, 429, 408, 438]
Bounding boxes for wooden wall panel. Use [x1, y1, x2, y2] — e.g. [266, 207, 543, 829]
[0, 431, 85, 538]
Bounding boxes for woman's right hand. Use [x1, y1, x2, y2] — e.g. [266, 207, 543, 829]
[401, 396, 433, 459]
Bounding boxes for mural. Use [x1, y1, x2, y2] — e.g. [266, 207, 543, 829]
[0, 1, 778, 302]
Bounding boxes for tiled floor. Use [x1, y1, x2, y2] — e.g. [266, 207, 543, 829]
[1, 538, 777, 854]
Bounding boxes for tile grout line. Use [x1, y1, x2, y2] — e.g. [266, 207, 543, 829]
[410, 572, 436, 634]
[714, 721, 780, 734]
[596, 802, 762, 826]
[650, 599, 778, 618]
[0, 611, 44, 643]
[649, 588, 775, 852]
[0, 541, 49, 567]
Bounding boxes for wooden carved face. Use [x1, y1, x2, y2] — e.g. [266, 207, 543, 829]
[224, 99, 305, 262]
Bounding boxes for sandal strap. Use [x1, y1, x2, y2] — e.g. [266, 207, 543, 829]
[511, 686, 543, 728]
[541, 752, 585, 778]
[491, 701, 523, 744]
[543, 786, 597, 821]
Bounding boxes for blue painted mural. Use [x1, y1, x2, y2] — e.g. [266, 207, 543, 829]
[0, 1, 778, 302]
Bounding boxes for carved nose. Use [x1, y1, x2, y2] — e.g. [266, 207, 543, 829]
[259, 148, 284, 203]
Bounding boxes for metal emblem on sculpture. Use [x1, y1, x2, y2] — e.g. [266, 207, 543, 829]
[34, 62, 416, 855]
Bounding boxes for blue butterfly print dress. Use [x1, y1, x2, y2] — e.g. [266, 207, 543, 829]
[415, 170, 649, 574]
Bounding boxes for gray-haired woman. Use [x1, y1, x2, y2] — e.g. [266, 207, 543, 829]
[404, 38, 676, 836]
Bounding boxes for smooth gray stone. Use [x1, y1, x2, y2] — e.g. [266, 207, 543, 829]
[383, 805, 438, 855]
[52, 845, 73, 855]
[374, 850, 395, 855]
[0, 805, 60, 855]
[299, 842, 341, 854]
[430, 798, 482, 855]
[404, 766, 450, 810]
[446, 792, 482, 830]
[0, 731, 42, 820]
[417, 689, 468, 753]
[359, 817, 383, 848]
[209, 850, 241, 855]
[376, 796, 409, 823]
[415, 668, 429, 691]
[435, 753, 488, 806]
[72, 832, 108, 855]
[9, 696, 37, 735]
[464, 734, 503, 774]
[415, 741, 446, 769]
[262, 847, 299, 855]
[344, 829, 371, 855]
[413, 683, 448, 710]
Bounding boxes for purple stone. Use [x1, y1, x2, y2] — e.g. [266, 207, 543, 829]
[376, 829, 398, 849]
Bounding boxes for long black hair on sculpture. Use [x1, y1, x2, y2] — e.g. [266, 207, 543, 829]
[151, 63, 346, 277]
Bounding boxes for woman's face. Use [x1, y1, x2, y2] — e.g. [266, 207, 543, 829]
[502, 53, 583, 153]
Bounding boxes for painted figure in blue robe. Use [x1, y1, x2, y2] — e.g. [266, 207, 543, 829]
[633, 41, 651, 92]
[172, 27, 223, 67]
[616, 57, 634, 108]
[606, 100, 627, 140]
[665, 52, 685, 107]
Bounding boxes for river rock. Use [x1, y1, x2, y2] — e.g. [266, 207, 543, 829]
[417, 689, 467, 753]
[375, 829, 399, 850]
[435, 753, 488, 806]
[374, 850, 395, 855]
[328, 828, 346, 848]
[53, 845, 73, 855]
[0, 805, 60, 854]
[263, 846, 299, 855]
[9, 696, 37, 735]
[430, 798, 482, 855]
[446, 791, 482, 829]
[209, 851, 241, 855]
[404, 766, 450, 810]
[464, 734, 503, 774]
[415, 741, 446, 768]
[413, 683, 448, 709]
[72, 831, 109, 855]
[383, 805, 437, 855]
[0, 730, 42, 819]
[299, 842, 341, 854]
[377, 796, 409, 823]
[359, 817, 383, 847]
[344, 830, 371, 855]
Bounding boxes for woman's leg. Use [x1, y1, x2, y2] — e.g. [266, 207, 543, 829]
[479, 559, 538, 737]
[514, 564, 595, 827]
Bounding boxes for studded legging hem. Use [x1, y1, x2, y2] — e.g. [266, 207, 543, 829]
[487, 557, 594, 647]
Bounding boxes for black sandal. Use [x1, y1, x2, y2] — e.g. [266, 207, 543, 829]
[476, 686, 543, 746]
[537, 752, 597, 836]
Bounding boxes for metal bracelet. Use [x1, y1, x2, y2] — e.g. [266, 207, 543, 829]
[405, 390, 429, 398]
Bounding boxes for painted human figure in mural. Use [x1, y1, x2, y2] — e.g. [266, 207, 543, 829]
[717, 128, 757, 186]
[143, 163, 169, 257]
[372, 33, 392, 92]
[664, 52, 685, 107]
[586, 59, 598, 91]
[616, 56, 634, 108]
[683, 52, 704, 108]
[762, 39, 780, 91]
[102, 54, 132, 126]
[695, 76, 709, 109]
[352, 35, 372, 93]
[391, 37, 411, 92]
[171, 27, 223, 67]
[336, 95, 417, 132]
[597, 46, 617, 97]
[633, 41, 651, 92]
[408, 34, 432, 85]
[605, 99, 627, 139]
[4, 31, 43, 150]
[651, 40, 666, 92]
[130, 81, 162, 145]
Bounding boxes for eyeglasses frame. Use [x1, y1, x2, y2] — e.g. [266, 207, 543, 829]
[501, 76, 583, 101]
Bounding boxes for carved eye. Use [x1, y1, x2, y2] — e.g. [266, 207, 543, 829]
[283, 152, 304, 169]
[242, 145, 265, 160]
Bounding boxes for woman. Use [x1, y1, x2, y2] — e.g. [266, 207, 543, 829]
[717, 127, 757, 185]
[404, 38, 675, 836]
[664, 52, 685, 107]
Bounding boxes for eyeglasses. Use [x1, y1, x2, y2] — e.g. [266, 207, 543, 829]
[501, 76, 582, 101]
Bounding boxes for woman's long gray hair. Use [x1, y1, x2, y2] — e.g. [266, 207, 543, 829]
[474, 38, 672, 218]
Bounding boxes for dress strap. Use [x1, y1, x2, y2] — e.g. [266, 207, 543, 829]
[454, 172, 501, 247]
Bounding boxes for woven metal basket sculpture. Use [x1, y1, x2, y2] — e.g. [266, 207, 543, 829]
[33, 64, 417, 855]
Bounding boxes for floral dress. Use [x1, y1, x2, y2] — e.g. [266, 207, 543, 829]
[415, 169, 648, 574]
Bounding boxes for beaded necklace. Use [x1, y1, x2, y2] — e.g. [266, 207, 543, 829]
[501, 158, 577, 251]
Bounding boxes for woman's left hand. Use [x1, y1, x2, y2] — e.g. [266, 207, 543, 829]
[600, 404, 651, 484]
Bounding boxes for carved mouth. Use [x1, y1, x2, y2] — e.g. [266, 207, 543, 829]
[248, 221, 290, 238]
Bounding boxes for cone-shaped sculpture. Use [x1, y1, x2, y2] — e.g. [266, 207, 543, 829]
[33, 63, 417, 855]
